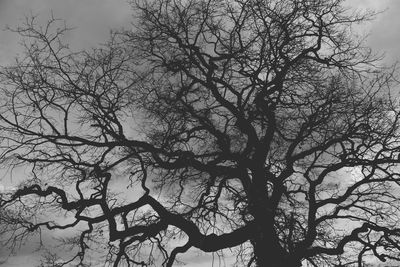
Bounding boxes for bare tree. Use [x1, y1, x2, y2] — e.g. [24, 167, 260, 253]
[1, 0, 400, 266]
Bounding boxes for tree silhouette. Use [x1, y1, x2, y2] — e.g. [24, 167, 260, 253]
[1, 0, 400, 266]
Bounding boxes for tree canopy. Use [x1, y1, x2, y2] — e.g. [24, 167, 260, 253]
[1, 0, 400, 266]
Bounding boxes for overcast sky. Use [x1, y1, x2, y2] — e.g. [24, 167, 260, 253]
[0, 0, 133, 63]
[0, 0, 397, 64]
[0, 0, 399, 266]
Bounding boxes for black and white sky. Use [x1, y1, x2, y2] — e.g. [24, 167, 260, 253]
[0, 0, 399, 266]
[0, 0, 132, 63]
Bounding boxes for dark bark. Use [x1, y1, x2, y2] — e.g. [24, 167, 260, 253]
[253, 233, 301, 267]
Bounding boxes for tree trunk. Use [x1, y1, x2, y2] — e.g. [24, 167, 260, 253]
[252, 230, 301, 267]
[248, 169, 301, 266]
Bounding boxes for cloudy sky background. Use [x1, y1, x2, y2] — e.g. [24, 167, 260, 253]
[0, 0, 399, 266]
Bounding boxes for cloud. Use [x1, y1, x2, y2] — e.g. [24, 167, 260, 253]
[343, 0, 399, 64]
[346, 0, 391, 11]
[0, 184, 16, 192]
[367, 0, 400, 63]
[0, 254, 40, 267]
[0, 0, 132, 63]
